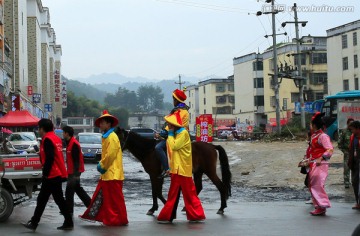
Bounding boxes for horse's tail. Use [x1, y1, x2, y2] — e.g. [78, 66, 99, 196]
[214, 145, 232, 198]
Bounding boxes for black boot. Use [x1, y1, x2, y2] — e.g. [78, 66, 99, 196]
[57, 221, 74, 230]
[22, 220, 38, 231]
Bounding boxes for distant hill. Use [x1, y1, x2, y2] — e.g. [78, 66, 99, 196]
[64, 77, 106, 104]
[73, 73, 157, 85]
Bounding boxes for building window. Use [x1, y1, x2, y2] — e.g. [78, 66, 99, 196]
[343, 80, 349, 91]
[217, 106, 232, 114]
[68, 119, 83, 125]
[315, 93, 324, 100]
[189, 101, 191, 108]
[343, 57, 349, 70]
[354, 32, 358, 46]
[254, 77, 264, 88]
[355, 78, 359, 90]
[269, 59, 274, 70]
[228, 84, 234, 92]
[270, 96, 276, 107]
[294, 54, 306, 66]
[216, 96, 226, 104]
[188, 91, 191, 97]
[311, 53, 327, 64]
[203, 98, 206, 105]
[291, 93, 300, 103]
[86, 119, 91, 125]
[355, 54, 359, 68]
[204, 109, 206, 114]
[254, 96, 264, 106]
[229, 96, 235, 103]
[203, 86, 205, 93]
[310, 73, 327, 85]
[342, 34, 348, 49]
[216, 84, 226, 92]
[253, 60, 263, 71]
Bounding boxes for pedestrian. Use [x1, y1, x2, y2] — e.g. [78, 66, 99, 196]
[338, 118, 354, 188]
[348, 120, 360, 210]
[157, 111, 206, 223]
[79, 110, 128, 226]
[155, 88, 189, 178]
[301, 131, 312, 204]
[23, 119, 73, 231]
[307, 112, 333, 216]
[62, 125, 91, 216]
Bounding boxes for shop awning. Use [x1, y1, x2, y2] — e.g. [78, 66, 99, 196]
[0, 110, 40, 127]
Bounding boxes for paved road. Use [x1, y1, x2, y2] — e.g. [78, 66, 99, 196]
[1, 201, 359, 236]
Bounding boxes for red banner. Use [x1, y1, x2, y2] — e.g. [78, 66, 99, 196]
[27, 86, 33, 96]
[0, 156, 42, 171]
[196, 114, 213, 143]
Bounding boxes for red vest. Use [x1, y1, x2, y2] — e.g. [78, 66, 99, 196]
[66, 137, 85, 174]
[40, 131, 68, 179]
[310, 130, 327, 161]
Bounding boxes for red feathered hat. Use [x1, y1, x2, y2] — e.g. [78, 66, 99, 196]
[95, 110, 119, 127]
[172, 88, 187, 103]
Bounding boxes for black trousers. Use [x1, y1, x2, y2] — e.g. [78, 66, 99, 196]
[65, 175, 91, 214]
[31, 177, 72, 225]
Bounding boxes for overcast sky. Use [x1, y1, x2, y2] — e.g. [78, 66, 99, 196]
[42, 0, 360, 81]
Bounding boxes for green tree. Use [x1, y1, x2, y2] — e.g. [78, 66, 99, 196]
[108, 107, 129, 128]
[104, 87, 138, 112]
[137, 85, 164, 112]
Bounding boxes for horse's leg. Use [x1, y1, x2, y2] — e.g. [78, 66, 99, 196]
[157, 177, 167, 204]
[205, 170, 227, 215]
[147, 176, 160, 215]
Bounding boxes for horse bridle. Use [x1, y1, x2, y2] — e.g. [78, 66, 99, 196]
[120, 130, 130, 151]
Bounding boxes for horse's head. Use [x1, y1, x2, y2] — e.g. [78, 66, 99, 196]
[114, 127, 129, 150]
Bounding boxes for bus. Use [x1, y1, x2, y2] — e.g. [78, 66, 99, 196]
[313, 90, 360, 141]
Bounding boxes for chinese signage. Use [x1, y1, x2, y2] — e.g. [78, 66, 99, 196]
[196, 114, 213, 143]
[61, 80, 67, 108]
[54, 70, 61, 102]
[32, 93, 41, 104]
[27, 86, 33, 96]
[44, 104, 52, 112]
[337, 101, 360, 130]
[294, 102, 317, 114]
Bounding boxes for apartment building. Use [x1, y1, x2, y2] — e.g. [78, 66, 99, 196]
[327, 20, 360, 94]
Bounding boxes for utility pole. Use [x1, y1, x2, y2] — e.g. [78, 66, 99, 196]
[257, 0, 283, 133]
[281, 3, 308, 129]
[175, 74, 185, 90]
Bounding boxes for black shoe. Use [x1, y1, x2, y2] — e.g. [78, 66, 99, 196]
[57, 223, 74, 230]
[22, 220, 37, 231]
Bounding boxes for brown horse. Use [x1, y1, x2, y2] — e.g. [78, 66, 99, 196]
[115, 128, 232, 215]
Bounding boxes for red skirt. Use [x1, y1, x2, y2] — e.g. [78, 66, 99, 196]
[79, 180, 128, 226]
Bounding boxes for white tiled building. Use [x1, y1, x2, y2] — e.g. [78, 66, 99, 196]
[327, 20, 360, 94]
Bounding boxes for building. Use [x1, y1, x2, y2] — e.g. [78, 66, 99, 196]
[62, 117, 95, 134]
[128, 112, 164, 130]
[187, 77, 235, 131]
[186, 84, 199, 131]
[327, 20, 360, 94]
[3, 0, 63, 122]
[233, 36, 328, 127]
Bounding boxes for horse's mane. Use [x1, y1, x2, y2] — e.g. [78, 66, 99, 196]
[127, 131, 157, 151]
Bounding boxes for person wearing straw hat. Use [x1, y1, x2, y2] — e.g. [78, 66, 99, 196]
[157, 111, 205, 223]
[79, 110, 128, 226]
[155, 88, 189, 178]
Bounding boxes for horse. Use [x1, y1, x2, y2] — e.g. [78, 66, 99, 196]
[115, 128, 232, 215]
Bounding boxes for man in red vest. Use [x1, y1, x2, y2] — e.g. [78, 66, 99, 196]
[23, 119, 73, 231]
[62, 126, 91, 216]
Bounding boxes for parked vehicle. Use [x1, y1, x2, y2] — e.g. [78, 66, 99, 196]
[77, 132, 102, 162]
[0, 153, 42, 222]
[130, 127, 156, 139]
[5, 132, 39, 154]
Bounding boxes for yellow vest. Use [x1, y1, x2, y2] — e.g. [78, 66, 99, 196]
[99, 132, 124, 181]
[166, 128, 192, 177]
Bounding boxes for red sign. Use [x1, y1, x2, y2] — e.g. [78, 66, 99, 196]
[27, 86, 33, 96]
[54, 70, 61, 102]
[0, 156, 42, 172]
[196, 114, 213, 142]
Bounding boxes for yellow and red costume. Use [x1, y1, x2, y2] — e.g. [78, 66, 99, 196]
[80, 111, 128, 226]
[157, 112, 205, 222]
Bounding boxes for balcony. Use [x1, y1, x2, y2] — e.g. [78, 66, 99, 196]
[4, 54, 13, 76]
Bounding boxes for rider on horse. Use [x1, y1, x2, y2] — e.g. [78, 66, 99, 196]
[155, 88, 189, 178]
